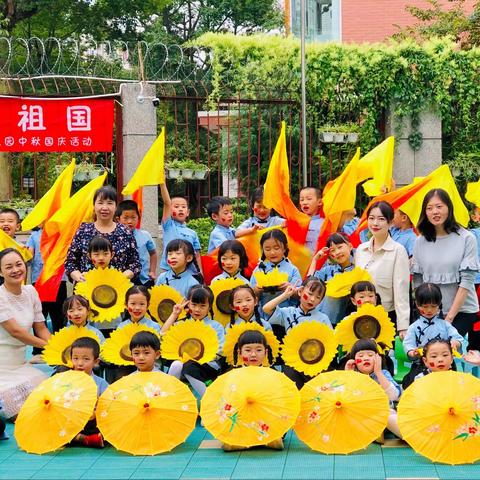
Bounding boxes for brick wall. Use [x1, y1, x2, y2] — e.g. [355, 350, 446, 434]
[341, 0, 476, 43]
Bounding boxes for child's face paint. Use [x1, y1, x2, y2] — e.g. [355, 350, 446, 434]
[354, 350, 376, 374]
[166, 249, 191, 273]
[188, 301, 210, 320]
[328, 242, 352, 268]
[262, 238, 286, 263]
[171, 198, 189, 223]
[352, 290, 377, 308]
[232, 289, 257, 319]
[66, 301, 89, 327]
[219, 251, 241, 276]
[416, 303, 440, 320]
[355, 358, 362, 364]
[252, 201, 270, 220]
[299, 286, 324, 312]
[303, 293, 309, 301]
[423, 342, 454, 372]
[126, 293, 149, 321]
[239, 343, 266, 366]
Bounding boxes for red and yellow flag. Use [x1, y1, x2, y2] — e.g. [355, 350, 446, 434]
[263, 122, 311, 244]
[35, 172, 107, 301]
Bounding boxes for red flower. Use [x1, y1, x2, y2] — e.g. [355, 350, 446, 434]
[260, 423, 269, 432]
[224, 403, 232, 411]
[309, 411, 318, 420]
[469, 426, 477, 434]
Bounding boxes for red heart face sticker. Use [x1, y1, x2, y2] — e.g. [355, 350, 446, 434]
[303, 293, 309, 300]
[253, 207, 259, 213]
[242, 356, 250, 363]
[67, 313, 73, 320]
[167, 259, 173, 265]
[234, 306, 241, 311]
[429, 362, 435, 368]
[221, 262, 226, 266]
[127, 306, 134, 313]
[355, 358, 363, 364]
[172, 212, 177, 217]
[356, 299, 362, 305]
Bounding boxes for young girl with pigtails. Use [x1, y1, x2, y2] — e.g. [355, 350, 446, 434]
[227, 285, 272, 331]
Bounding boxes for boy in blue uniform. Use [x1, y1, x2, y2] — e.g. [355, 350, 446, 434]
[207, 196, 236, 253]
[130, 331, 162, 373]
[159, 183, 202, 276]
[390, 209, 417, 257]
[299, 187, 324, 253]
[116, 200, 157, 288]
[70, 337, 109, 448]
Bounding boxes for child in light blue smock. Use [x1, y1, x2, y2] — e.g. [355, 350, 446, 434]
[210, 240, 249, 284]
[117, 286, 161, 334]
[207, 196, 236, 253]
[227, 285, 272, 331]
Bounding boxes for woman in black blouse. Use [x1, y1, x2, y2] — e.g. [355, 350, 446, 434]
[65, 186, 140, 282]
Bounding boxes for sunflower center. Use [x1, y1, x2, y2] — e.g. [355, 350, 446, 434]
[157, 299, 176, 323]
[61, 345, 72, 365]
[299, 339, 325, 365]
[179, 338, 205, 360]
[120, 344, 133, 361]
[216, 290, 233, 315]
[353, 315, 381, 339]
[92, 285, 117, 309]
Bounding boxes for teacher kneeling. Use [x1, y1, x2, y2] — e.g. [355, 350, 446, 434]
[412, 188, 480, 350]
[0, 248, 51, 418]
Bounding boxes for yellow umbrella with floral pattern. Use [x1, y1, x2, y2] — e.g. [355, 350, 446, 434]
[97, 371, 197, 455]
[200, 366, 300, 447]
[294, 370, 389, 454]
[15, 371, 97, 454]
[398, 371, 480, 465]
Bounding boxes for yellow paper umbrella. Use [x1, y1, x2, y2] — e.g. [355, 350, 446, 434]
[325, 267, 372, 298]
[43, 326, 102, 368]
[149, 285, 183, 325]
[15, 371, 97, 454]
[161, 319, 219, 363]
[398, 371, 480, 465]
[97, 371, 197, 455]
[101, 323, 160, 366]
[335, 303, 395, 352]
[294, 370, 389, 454]
[201, 366, 300, 447]
[253, 269, 289, 289]
[281, 321, 337, 376]
[75, 268, 132, 322]
[210, 277, 246, 326]
[222, 322, 280, 366]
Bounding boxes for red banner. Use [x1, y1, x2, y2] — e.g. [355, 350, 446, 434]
[0, 97, 114, 152]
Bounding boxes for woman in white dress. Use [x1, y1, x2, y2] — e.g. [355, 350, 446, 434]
[0, 248, 51, 418]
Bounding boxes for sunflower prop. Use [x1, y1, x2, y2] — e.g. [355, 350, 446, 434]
[223, 323, 280, 366]
[101, 323, 160, 366]
[325, 267, 372, 298]
[75, 268, 132, 323]
[43, 326, 102, 368]
[253, 269, 289, 289]
[281, 321, 337, 376]
[210, 277, 246, 327]
[161, 319, 219, 364]
[149, 285, 183, 325]
[334, 303, 395, 353]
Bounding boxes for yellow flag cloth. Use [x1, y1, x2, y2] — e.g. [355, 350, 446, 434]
[0, 229, 32, 261]
[122, 128, 165, 195]
[401, 165, 469, 227]
[357, 137, 395, 197]
[465, 179, 480, 208]
[21, 159, 75, 231]
[263, 121, 310, 244]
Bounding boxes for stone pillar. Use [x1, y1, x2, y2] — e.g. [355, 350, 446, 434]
[386, 107, 442, 186]
[120, 83, 158, 242]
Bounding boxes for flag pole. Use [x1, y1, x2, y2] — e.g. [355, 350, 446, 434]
[300, 0, 308, 187]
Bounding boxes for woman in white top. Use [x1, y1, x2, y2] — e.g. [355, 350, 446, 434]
[354, 201, 410, 337]
[412, 188, 479, 350]
[0, 248, 51, 418]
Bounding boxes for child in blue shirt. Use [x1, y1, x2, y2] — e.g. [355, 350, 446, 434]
[63, 295, 105, 343]
[390, 209, 417, 257]
[159, 183, 202, 276]
[164, 285, 225, 398]
[155, 239, 200, 297]
[403, 283, 463, 358]
[207, 196, 236, 253]
[129, 331, 162, 373]
[116, 200, 157, 288]
[263, 276, 332, 388]
[307, 232, 355, 325]
[27, 226, 68, 336]
[345, 338, 401, 438]
[227, 285, 272, 331]
[299, 186, 324, 253]
[211, 240, 249, 284]
[70, 337, 109, 448]
[236, 187, 284, 238]
[250, 229, 301, 311]
[117, 286, 161, 334]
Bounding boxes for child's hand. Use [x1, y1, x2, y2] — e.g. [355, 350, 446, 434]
[398, 329, 407, 340]
[345, 359, 356, 371]
[282, 284, 297, 296]
[71, 271, 86, 282]
[313, 247, 329, 260]
[251, 224, 263, 232]
[253, 285, 264, 295]
[373, 353, 382, 373]
[172, 299, 189, 318]
[463, 350, 480, 365]
[148, 270, 157, 280]
[450, 340, 461, 351]
[407, 349, 420, 359]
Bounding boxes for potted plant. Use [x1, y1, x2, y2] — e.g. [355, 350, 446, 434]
[166, 159, 183, 179]
[0, 195, 36, 218]
[319, 123, 360, 144]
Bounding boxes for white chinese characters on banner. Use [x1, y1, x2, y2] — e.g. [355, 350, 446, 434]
[67, 106, 92, 131]
[17, 105, 47, 132]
